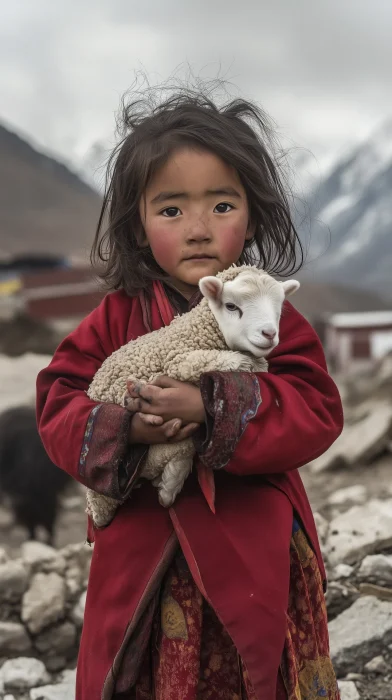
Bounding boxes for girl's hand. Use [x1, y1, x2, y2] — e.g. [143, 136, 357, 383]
[126, 376, 206, 425]
[129, 411, 199, 445]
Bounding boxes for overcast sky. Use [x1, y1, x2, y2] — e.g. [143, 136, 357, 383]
[1, 0, 392, 187]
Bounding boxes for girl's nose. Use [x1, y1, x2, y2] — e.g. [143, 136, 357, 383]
[186, 218, 211, 241]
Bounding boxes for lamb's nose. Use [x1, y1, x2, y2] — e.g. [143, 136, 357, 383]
[262, 329, 277, 340]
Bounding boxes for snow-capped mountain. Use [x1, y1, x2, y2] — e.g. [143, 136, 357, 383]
[299, 119, 392, 301]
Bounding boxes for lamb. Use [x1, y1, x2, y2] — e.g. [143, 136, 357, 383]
[86, 265, 300, 527]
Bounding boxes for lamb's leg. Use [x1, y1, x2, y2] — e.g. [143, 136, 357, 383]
[143, 439, 195, 506]
[85, 488, 119, 529]
[157, 455, 193, 507]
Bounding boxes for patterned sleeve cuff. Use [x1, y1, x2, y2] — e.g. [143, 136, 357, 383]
[193, 372, 262, 470]
[78, 403, 146, 500]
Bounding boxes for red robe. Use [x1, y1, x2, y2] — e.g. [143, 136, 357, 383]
[36, 287, 343, 700]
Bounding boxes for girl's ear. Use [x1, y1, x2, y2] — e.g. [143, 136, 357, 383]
[281, 280, 300, 297]
[136, 225, 149, 248]
[199, 276, 224, 302]
[245, 219, 256, 241]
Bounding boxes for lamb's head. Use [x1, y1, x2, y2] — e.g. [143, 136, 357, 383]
[199, 270, 300, 358]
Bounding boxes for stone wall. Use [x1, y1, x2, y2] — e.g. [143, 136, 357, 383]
[0, 541, 91, 699]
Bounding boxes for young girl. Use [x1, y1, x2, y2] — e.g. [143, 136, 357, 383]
[36, 88, 343, 700]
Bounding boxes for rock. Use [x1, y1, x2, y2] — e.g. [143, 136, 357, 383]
[338, 681, 360, 700]
[330, 564, 354, 581]
[313, 512, 329, 543]
[326, 499, 392, 566]
[358, 582, 392, 602]
[71, 591, 86, 627]
[21, 541, 57, 567]
[41, 555, 67, 576]
[30, 683, 75, 699]
[60, 669, 76, 686]
[4, 695, 16, 700]
[326, 581, 359, 620]
[20, 541, 67, 576]
[329, 596, 392, 675]
[311, 401, 392, 473]
[44, 656, 67, 673]
[35, 621, 77, 657]
[65, 566, 83, 598]
[62, 543, 92, 574]
[0, 546, 8, 564]
[62, 543, 92, 592]
[22, 572, 66, 634]
[357, 553, 392, 585]
[364, 654, 389, 674]
[345, 673, 364, 681]
[327, 485, 367, 507]
[0, 560, 28, 601]
[1, 657, 50, 690]
[0, 621, 32, 654]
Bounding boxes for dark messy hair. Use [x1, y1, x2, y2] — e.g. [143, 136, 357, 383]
[92, 83, 303, 296]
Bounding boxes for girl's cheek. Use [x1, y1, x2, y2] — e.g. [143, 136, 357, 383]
[148, 231, 177, 269]
[220, 226, 249, 259]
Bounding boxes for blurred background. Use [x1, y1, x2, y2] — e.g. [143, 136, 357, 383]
[0, 3, 392, 695]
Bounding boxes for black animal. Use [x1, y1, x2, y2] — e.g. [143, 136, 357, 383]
[0, 405, 71, 545]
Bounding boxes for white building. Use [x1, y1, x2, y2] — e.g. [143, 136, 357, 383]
[324, 310, 392, 374]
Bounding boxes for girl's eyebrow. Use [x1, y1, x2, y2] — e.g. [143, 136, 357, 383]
[150, 187, 242, 204]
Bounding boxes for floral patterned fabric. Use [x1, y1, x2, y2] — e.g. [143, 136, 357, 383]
[119, 520, 339, 700]
[282, 521, 340, 700]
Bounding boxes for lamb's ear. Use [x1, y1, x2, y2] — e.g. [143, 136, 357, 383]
[199, 276, 224, 302]
[281, 280, 300, 297]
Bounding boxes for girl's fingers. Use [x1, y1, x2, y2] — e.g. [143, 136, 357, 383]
[126, 379, 145, 395]
[162, 419, 182, 438]
[168, 422, 199, 442]
[133, 383, 163, 405]
[138, 413, 164, 427]
[181, 422, 199, 437]
[151, 376, 181, 389]
[123, 396, 141, 412]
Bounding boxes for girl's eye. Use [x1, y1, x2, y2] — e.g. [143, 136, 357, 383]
[161, 207, 181, 217]
[225, 303, 240, 312]
[214, 202, 233, 214]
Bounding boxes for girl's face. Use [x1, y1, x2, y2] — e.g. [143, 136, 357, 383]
[139, 147, 253, 298]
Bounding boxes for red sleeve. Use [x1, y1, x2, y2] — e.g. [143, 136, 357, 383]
[36, 293, 146, 499]
[196, 302, 344, 475]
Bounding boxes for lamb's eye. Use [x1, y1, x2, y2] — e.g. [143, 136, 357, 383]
[225, 303, 239, 312]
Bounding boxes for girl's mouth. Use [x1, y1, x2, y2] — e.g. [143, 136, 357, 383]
[184, 255, 216, 260]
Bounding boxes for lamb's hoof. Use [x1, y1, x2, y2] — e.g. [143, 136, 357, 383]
[158, 489, 175, 508]
[152, 476, 162, 488]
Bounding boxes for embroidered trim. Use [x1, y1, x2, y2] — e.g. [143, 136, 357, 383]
[200, 372, 263, 471]
[239, 375, 262, 437]
[79, 405, 102, 477]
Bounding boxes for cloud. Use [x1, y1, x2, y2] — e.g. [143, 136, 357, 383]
[1, 0, 391, 181]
